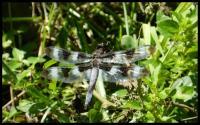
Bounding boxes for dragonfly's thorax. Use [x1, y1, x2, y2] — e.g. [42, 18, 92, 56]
[91, 48, 105, 67]
[91, 57, 101, 67]
[93, 47, 105, 56]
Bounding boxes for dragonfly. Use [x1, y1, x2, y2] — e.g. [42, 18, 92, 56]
[42, 44, 155, 109]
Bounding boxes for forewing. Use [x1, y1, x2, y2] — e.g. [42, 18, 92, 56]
[45, 46, 92, 64]
[101, 45, 155, 64]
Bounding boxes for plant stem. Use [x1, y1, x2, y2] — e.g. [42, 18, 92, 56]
[10, 86, 15, 107]
[123, 2, 129, 35]
[173, 102, 196, 113]
[40, 101, 57, 123]
[2, 90, 26, 109]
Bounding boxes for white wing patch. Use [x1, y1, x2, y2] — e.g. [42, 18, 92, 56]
[129, 65, 145, 78]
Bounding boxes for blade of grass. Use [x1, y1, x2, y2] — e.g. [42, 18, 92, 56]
[74, 18, 89, 52]
[69, 7, 106, 39]
[38, 3, 56, 57]
[123, 2, 129, 35]
[3, 17, 42, 22]
[41, 101, 57, 123]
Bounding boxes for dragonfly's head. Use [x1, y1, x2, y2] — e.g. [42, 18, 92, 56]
[96, 42, 111, 54]
[96, 43, 106, 49]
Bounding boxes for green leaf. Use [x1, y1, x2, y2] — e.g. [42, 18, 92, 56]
[49, 80, 57, 92]
[121, 35, 136, 49]
[8, 107, 18, 119]
[172, 86, 195, 102]
[143, 101, 153, 111]
[3, 38, 12, 48]
[7, 60, 22, 70]
[2, 32, 13, 48]
[29, 103, 47, 114]
[17, 69, 31, 82]
[150, 26, 164, 56]
[171, 11, 183, 23]
[152, 64, 161, 86]
[56, 23, 69, 48]
[122, 100, 142, 110]
[113, 89, 128, 98]
[22, 59, 30, 66]
[53, 112, 69, 123]
[2, 53, 10, 60]
[43, 59, 57, 69]
[145, 111, 155, 122]
[171, 76, 196, 102]
[186, 44, 198, 56]
[175, 2, 194, 16]
[160, 115, 176, 122]
[171, 76, 193, 90]
[157, 19, 179, 37]
[156, 11, 171, 22]
[26, 87, 49, 103]
[15, 81, 33, 90]
[93, 101, 102, 110]
[158, 88, 170, 100]
[27, 56, 46, 65]
[16, 99, 34, 112]
[88, 109, 102, 122]
[12, 48, 26, 61]
[2, 61, 17, 82]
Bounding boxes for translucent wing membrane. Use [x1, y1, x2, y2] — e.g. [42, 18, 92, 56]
[99, 64, 149, 83]
[42, 66, 91, 83]
[101, 45, 155, 64]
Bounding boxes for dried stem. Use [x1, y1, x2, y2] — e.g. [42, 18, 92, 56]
[173, 102, 196, 114]
[2, 90, 26, 109]
[10, 86, 15, 107]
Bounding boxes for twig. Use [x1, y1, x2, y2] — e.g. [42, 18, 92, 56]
[181, 116, 198, 121]
[10, 85, 15, 107]
[173, 102, 196, 113]
[2, 90, 26, 109]
[32, 2, 35, 17]
[42, 2, 48, 23]
[40, 101, 57, 123]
